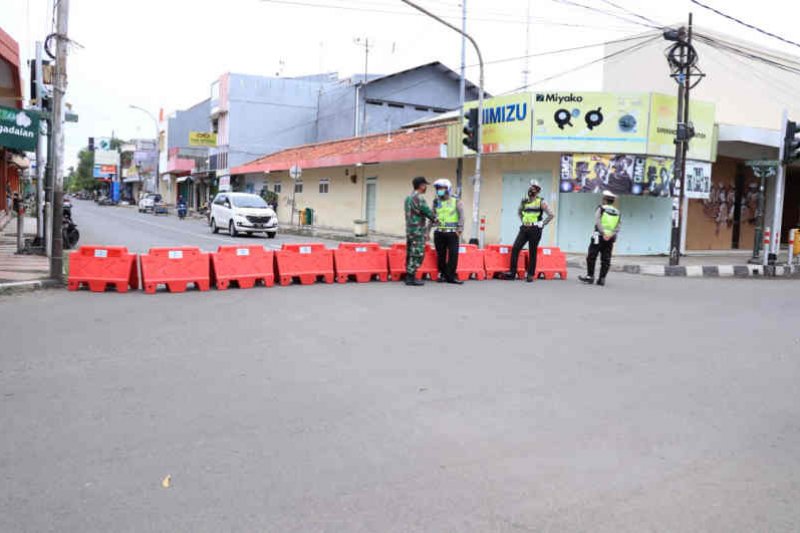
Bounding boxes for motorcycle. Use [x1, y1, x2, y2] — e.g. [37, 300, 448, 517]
[177, 202, 187, 220]
[62, 205, 80, 249]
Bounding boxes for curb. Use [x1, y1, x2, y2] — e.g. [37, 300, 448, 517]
[0, 278, 61, 296]
[566, 259, 800, 278]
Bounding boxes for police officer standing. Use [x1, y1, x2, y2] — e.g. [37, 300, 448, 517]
[504, 179, 554, 282]
[431, 178, 465, 285]
[404, 176, 436, 286]
[579, 190, 622, 286]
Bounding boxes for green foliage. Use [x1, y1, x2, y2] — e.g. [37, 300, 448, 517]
[69, 148, 98, 192]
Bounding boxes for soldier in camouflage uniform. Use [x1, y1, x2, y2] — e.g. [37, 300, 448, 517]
[404, 176, 436, 286]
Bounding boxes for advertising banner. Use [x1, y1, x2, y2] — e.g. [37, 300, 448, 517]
[189, 131, 218, 147]
[94, 149, 120, 166]
[0, 106, 39, 152]
[647, 93, 716, 161]
[685, 160, 712, 199]
[533, 92, 649, 154]
[560, 154, 646, 195]
[463, 92, 532, 154]
[93, 164, 117, 179]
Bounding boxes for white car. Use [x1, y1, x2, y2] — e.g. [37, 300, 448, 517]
[210, 192, 278, 238]
[138, 193, 161, 213]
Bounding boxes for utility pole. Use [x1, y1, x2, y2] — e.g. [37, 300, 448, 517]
[770, 109, 790, 263]
[354, 37, 372, 139]
[664, 13, 700, 266]
[401, 0, 485, 245]
[456, 0, 467, 197]
[34, 41, 45, 243]
[50, 0, 69, 280]
[522, 0, 532, 88]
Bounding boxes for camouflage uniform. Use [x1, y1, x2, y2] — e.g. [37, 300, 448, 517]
[404, 191, 436, 278]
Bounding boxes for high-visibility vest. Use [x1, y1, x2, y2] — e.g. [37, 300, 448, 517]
[521, 197, 543, 225]
[435, 197, 459, 231]
[600, 205, 621, 233]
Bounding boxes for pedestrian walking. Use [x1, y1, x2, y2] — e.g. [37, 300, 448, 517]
[579, 190, 622, 287]
[503, 179, 554, 282]
[404, 176, 436, 286]
[431, 178, 465, 285]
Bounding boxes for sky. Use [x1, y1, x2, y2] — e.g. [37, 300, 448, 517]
[3, 0, 800, 170]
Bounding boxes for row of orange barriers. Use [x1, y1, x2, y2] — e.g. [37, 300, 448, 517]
[67, 243, 567, 293]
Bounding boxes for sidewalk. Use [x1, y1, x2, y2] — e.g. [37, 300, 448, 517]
[565, 249, 800, 278]
[0, 215, 52, 291]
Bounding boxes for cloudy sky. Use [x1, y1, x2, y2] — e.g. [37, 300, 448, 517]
[3, 0, 799, 169]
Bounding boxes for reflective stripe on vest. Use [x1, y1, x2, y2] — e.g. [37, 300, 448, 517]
[600, 206, 620, 233]
[436, 197, 459, 231]
[521, 197, 543, 225]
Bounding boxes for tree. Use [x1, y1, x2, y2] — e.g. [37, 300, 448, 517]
[70, 148, 97, 192]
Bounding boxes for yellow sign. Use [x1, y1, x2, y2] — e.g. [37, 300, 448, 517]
[189, 131, 218, 147]
[463, 92, 532, 154]
[533, 92, 649, 154]
[647, 93, 716, 161]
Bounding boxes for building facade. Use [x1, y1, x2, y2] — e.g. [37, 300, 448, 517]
[0, 27, 24, 214]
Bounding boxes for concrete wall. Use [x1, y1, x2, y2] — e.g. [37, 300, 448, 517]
[228, 74, 329, 168]
[168, 99, 211, 150]
[315, 82, 357, 142]
[603, 34, 800, 130]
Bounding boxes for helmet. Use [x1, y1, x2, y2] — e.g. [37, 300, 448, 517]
[433, 178, 452, 190]
[602, 190, 617, 200]
[528, 179, 542, 190]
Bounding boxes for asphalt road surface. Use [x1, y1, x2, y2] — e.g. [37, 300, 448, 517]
[70, 199, 341, 253]
[2, 270, 799, 532]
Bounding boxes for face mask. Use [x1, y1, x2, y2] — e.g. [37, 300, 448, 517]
[437, 189, 446, 197]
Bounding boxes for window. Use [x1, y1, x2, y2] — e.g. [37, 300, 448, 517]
[273, 181, 282, 194]
[231, 194, 268, 208]
[294, 181, 303, 194]
[214, 194, 226, 206]
[319, 179, 330, 194]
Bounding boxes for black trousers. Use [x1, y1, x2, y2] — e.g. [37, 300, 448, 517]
[434, 231, 460, 281]
[509, 225, 542, 278]
[587, 237, 615, 279]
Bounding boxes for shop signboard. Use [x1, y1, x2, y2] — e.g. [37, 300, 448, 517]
[189, 131, 218, 147]
[647, 93, 716, 161]
[560, 153, 646, 195]
[533, 92, 649, 154]
[0, 106, 39, 152]
[463, 92, 532, 154]
[93, 164, 117, 179]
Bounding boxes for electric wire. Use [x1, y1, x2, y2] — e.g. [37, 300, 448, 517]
[689, 0, 800, 50]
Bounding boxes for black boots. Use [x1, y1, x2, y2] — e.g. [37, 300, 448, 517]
[579, 275, 594, 284]
[596, 278, 606, 286]
[405, 277, 424, 286]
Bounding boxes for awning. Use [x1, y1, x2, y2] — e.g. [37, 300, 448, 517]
[176, 176, 193, 184]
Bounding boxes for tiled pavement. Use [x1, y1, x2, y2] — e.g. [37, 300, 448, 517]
[0, 215, 49, 284]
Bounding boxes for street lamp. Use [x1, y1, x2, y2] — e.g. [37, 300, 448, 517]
[129, 105, 160, 193]
[401, 0, 485, 246]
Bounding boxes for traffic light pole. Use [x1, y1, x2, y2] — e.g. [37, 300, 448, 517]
[771, 109, 789, 261]
[401, 0, 484, 245]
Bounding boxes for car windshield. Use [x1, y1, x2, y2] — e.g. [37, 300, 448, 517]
[232, 195, 268, 208]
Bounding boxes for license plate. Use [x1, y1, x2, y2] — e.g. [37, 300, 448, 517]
[255, 223, 265, 228]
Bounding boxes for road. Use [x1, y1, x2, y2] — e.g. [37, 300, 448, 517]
[71, 199, 341, 253]
[2, 267, 799, 531]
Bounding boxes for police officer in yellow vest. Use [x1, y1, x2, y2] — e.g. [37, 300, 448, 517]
[504, 179, 555, 282]
[580, 190, 622, 287]
[431, 178, 465, 284]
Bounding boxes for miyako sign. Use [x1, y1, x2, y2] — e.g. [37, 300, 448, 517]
[189, 131, 218, 147]
[463, 92, 532, 154]
[0, 105, 39, 152]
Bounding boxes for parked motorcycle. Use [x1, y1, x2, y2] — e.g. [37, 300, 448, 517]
[62, 205, 80, 249]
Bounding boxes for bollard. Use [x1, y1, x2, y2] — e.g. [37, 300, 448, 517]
[789, 229, 796, 265]
[479, 215, 486, 249]
[762, 227, 771, 267]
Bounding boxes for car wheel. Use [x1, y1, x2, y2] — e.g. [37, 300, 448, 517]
[211, 218, 219, 234]
[267, 232, 277, 239]
[229, 220, 238, 237]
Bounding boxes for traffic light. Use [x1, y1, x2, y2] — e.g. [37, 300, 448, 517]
[463, 107, 479, 152]
[783, 120, 800, 164]
[88, 137, 95, 151]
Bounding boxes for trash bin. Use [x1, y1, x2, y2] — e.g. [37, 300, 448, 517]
[353, 219, 368, 237]
[304, 208, 315, 226]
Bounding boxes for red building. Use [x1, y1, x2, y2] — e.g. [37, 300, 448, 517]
[0, 27, 23, 214]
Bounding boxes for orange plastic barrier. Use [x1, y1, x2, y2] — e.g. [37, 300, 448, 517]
[334, 243, 389, 283]
[211, 245, 275, 290]
[386, 242, 438, 281]
[454, 244, 486, 281]
[483, 244, 528, 279]
[535, 247, 568, 280]
[275, 243, 335, 286]
[67, 246, 139, 293]
[140, 247, 211, 294]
